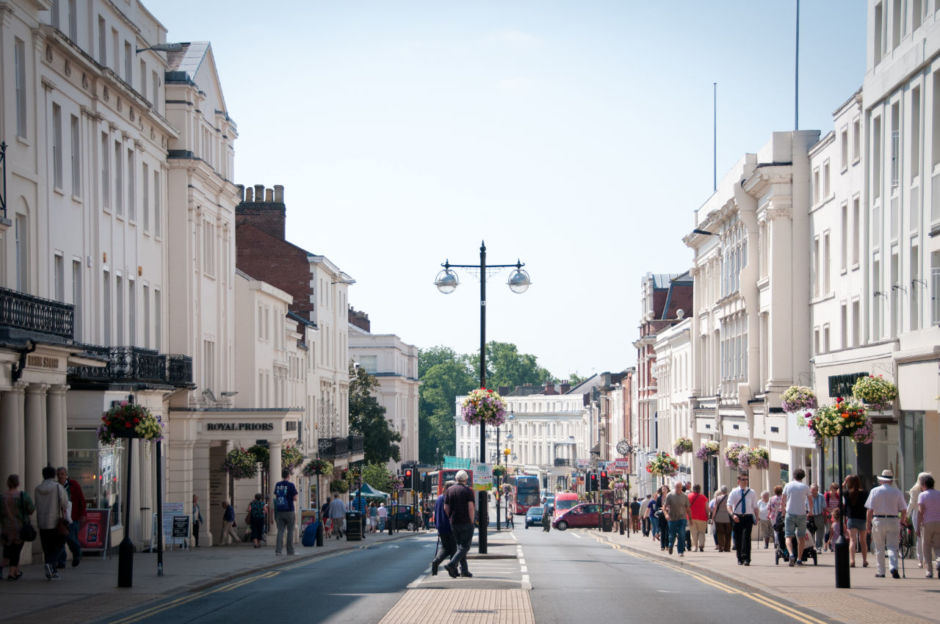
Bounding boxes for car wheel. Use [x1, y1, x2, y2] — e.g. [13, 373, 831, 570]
[556, 521, 567, 531]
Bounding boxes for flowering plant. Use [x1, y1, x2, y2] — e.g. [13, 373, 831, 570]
[673, 437, 694, 455]
[646, 452, 679, 476]
[461, 388, 507, 426]
[222, 448, 258, 480]
[492, 464, 507, 477]
[389, 475, 404, 491]
[851, 375, 898, 411]
[781, 386, 818, 412]
[806, 397, 872, 444]
[302, 458, 333, 477]
[330, 479, 349, 493]
[97, 402, 162, 444]
[724, 443, 749, 469]
[747, 447, 770, 469]
[281, 445, 304, 472]
[695, 440, 720, 460]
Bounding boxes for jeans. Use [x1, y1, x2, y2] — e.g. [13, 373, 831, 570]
[432, 531, 459, 570]
[642, 517, 650, 536]
[668, 519, 688, 553]
[275, 510, 295, 555]
[658, 517, 669, 549]
[732, 514, 754, 563]
[811, 514, 826, 548]
[448, 523, 474, 573]
[39, 528, 65, 567]
[57, 520, 81, 565]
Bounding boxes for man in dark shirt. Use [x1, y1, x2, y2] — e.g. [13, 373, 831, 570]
[430, 480, 457, 575]
[443, 470, 475, 578]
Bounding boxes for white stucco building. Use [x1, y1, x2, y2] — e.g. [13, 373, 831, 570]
[652, 315, 693, 483]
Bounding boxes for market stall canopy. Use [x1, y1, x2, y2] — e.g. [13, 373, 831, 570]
[349, 483, 390, 499]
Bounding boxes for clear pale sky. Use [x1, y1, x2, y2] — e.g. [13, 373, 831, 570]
[149, 1, 866, 380]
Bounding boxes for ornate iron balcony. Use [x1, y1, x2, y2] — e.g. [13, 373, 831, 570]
[69, 346, 193, 388]
[348, 435, 364, 453]
[0, 287, 73, 340]
[318, 436, 351, 459]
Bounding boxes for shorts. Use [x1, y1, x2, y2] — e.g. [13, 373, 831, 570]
[784, 514, 807, 538]
[846, 517, 866, 531]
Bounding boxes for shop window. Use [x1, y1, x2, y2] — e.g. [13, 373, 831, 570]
[67, 430, 124, 528]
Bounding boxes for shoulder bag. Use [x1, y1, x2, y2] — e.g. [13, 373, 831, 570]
[18, 493, 37, 542]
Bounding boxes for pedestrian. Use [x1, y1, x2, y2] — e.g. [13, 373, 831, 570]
[842, 474, 869, 568]
[827, 508, 842, 551]
[809, 484, 826, 552]
[641, 494, 652, 537]
[620, 501, 629, 534]
[1, 474, 34, 581]
[34, 465, 69, 579]
[865, 469, 907, 579]
[542, 502, 552, 532]
[443, 470, 475, 578]
[908, 472, 931, 568]
[218, 500, 239, 545]
[377, 501, 387, 531]
[630, 497, 642, 533]
[328, 494, 347, 539]
[687, 484, 708, 553]
[54, 467, 85, 569]
[824, 482, 840, 550]
[647, 493, 660, 542]
[656, 486, 669, 551]
[247, 493, 267, 548]
[916, 474, 940, 578]
[727, 473, 758, 566]
[273, 469, 298, 554]
[192, 494, 204, 547]
[757, 491, 772, 549]
[430, 480, 458, 575]
[664, 482, 690, 557]
[711, 486, 732, 552]
[370, 502, 379, 534]
[781, 468, 813, 566]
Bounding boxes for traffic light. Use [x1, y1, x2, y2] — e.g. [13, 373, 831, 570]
[599, 470, 609, 490]
[587, 472, 598, 492]
[402, 468, 414, 490]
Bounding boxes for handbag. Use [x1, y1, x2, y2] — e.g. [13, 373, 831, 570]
[18, 493, 37, 542]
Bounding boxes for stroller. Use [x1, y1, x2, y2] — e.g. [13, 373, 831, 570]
[773, 515, 819, 566]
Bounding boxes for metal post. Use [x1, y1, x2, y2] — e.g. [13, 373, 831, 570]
[316, 471, 323, 546]
[834, 437, 850, 588]
[496, 426, 501, 531]
[118, 438, 135, 588]
[478, 242, 488, 554]
[156, 440, 163, 576]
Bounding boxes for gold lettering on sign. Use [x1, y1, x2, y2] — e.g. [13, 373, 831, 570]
[26, 355, 59, 369]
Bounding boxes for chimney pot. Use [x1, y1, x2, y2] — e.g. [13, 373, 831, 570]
[245, 187, 253, 202]
[265, 188, 273, 202]
[237, 184, 245, 202]
[274, 185, 284, 203]
[254, 184, 264, 202]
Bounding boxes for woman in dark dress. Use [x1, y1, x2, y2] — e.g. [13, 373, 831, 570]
[842, 474, 869, 567]
[657, 486, 670, 551]
[247, 494, 267, 548]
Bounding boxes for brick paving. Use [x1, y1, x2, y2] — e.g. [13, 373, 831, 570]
[379, 589, 534, 624]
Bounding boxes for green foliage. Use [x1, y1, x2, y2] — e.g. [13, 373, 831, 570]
[329, 479, 348, 493]
[358, 462, 396, 494]
[349, 363, 402, 464]
[567, 372, 587, 387]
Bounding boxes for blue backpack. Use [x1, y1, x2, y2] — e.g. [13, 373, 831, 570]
[302, 521, 319, 547]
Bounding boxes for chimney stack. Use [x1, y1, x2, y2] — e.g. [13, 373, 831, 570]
[236, 183, 287, 240]
[544, 381, 556, 395]
[274, 185, 284, 203]
[560, 381, 571, 394]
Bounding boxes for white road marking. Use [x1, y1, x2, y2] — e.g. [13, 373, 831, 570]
[570, 532, 581, 539]
[521, 574, 531, 590]
[407, 574, 426, 589]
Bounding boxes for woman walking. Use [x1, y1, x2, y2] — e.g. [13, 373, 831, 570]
[712, 486, 732, 552]
[247, 494, 266, 548]
[908, 472, 931, 568]
[842, 474, 869, 568]
[34, 465, 68, 580]
[1, 474, 35, 581]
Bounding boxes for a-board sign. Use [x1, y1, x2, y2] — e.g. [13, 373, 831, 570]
[171, 515, 190, 538]
[78, 509, 111, 550]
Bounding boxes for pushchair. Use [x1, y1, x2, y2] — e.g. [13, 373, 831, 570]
[773, 515, 819, 566]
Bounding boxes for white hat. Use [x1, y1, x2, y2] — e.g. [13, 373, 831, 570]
[876, 469, 895, 481]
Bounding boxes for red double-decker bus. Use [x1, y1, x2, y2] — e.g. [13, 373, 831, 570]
[508, 474, 540, 514]
[425, 469, 474, 497]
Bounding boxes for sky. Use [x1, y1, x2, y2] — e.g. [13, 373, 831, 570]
[149, 1, 867, 380]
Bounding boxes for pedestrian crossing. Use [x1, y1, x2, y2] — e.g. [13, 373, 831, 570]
[409, 532, 526, 590]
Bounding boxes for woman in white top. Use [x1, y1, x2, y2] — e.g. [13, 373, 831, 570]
[758, 491, 772, 549]
[908, 472, 931, 568]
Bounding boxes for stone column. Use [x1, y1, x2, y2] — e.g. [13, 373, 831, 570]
[47, 385, 69, 469]
[138, 440, 153, 547]
[0, 386, 25, 482]
[25, 384, 50, 491]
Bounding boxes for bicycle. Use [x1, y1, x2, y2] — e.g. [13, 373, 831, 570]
[899, 522, 916, 560]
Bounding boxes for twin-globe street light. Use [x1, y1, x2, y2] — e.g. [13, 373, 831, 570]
[434, 241, 530, 554]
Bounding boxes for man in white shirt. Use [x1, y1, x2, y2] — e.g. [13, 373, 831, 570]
[726, 473, 759, 566]
[781, 468, 813, 566]
[865, 469, 908, 579]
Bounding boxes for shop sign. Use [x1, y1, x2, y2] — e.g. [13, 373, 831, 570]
[206, 423, 274, 431]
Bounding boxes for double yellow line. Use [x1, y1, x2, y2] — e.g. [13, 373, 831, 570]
[598, 536, 827, 624]
[108, 570, 280, 624]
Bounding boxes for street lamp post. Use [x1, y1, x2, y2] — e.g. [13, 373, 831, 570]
[435, 241, 530, 554]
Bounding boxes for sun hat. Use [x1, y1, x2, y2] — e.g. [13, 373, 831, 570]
[876, 469, 895, 481]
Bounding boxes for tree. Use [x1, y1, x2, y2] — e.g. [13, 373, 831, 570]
[358, 462, 396, 494]
[567, 372, 587, 387]
[348, 363, 402, 464]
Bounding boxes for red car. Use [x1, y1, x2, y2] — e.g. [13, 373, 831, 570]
[552, 503, 613, 530]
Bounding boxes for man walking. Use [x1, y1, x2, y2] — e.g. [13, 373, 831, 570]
[219, 500, 240, 545]
[664, 481, 691, 557]
[727, 474, 758, 566]
[430, 480, 457, 575]
[688, 484, 708, 553]
[443, 470, 475, 579]
[630, 497, 642, 533]
[781, 468, 813, 566]
[865, 469, 907, 579]
[641, 494, 652, 536]
[55, 467, 85, 568]
[809, 484, 826, 551]
[273, 469, 298, 555]
[192, 494, 204, 547]
[328, 494, 347, 539]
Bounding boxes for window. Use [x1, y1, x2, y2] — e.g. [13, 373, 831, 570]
[873, 257, 882, 339]
[124, 41, 132, 83]
[841, 303, 848, 349]
[813, 168, 820, 205]
[70, 115, 80, 196]
[823, 160, 830, 198]
[50, 0, 59, 28]
[127, 149, 135, 221]
[100, 133, 110, 210]
[111, 29, 118, 73]
[841, 203, 848, 271]
[102, 270, 110, 346]
[891, 102, 900, 190]
[720, 217, 746, 298]
[128, 280, 136, 346]
[874, 3, 883, 65]
[154, 289, 161, 349]
[15, 38, 27, 139]
[890, 250, 899, 337]
[933, 71, 940, 170]
[813, 327, 820, 356]
[67, 0, 76, 40]
[841, 129, 849, 171]
[823, 232, 831, 294]
[72, 259, 82, 341]
[15, 215, 27, 292]
[852, 300, 861, 346]
[203, 340, 215, 391]
[54, 254, 64, 301]
[852, 198, 860, 265]
[203, 220, 215, 276]
[98, 16, 106, 64]
[142, 285, 149, 348]
[913, 0, 923, 31]
[152, 71, 159, 111]
[114, 141, 122, 215]
[813, 237, 820, 297]
[139, 59, 146, 99]
[932, 252, 940, 324]
[823, 325, 830, 354]
[853, 119, 861, 163]
[892, 0, 901, 50]
[873, 116, 882, 200]
[115, 275, 123, 345]
[911, 245, 920, 330]
[142, 163, 149, 230]
[153, 170, 161, 236]
[52, 104, 63, 189]
[912, 86, 921, 179]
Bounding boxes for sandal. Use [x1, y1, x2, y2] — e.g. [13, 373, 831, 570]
[863, 561, 869, 568]
[7, 571, 22, 581]
[850, 562, 855, 568]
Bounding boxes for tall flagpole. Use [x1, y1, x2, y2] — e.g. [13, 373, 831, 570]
[713, 82, 717, 192]
[795, 0, 800, 130]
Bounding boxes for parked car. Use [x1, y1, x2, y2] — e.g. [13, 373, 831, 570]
[525, 506, 544, 529]
[552, 503, 613, 531]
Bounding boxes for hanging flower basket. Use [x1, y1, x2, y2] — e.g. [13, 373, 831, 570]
[248, 444, 270, 467]
[646, 452, 679, 477]
[97, 402, 162, 445]
[695, 440, 720, 460]
[492, 464, 507, 478]
[851, 375, 898, 411]
[747, 447, 770, 469]
[461, 388, 507, 427]
[673, 437, 694, 456]
[222, 448, 258, 480]
[330, 479, 349, 493]
[281, 446, 304, 472]
[807, 397, 873, 444]
[389, 475, 404, 492]
[781, 386, 818, 413]
[724, 443, 750, 469]
[302, 458, 333, 478]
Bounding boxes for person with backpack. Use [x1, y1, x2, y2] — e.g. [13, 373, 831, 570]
[273, 469, 298, 555]
[247, 493, 267, 548]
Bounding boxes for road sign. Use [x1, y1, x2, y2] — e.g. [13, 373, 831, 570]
[575, 458, 590, 469]
[614, 458, 630, 471]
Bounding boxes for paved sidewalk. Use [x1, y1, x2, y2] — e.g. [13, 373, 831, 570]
[594, 529, 937, 624]
[0, 528, 418, 624]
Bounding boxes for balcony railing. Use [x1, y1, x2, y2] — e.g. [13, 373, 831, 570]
[318, 435, 366, 459]
[69, 346, 193, 387]
[348, 435, 364, 453]
[554, 458, 571, 467]
[0, 287, 73, 340]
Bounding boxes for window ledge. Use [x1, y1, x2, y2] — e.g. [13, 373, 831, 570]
[16, 136, 30, 147]
[71, 194, 82, 204]
[53, 186, 64, 196]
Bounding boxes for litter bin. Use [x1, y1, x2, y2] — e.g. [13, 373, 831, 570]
[346, 511, 363, 541]
[601, 512, 613, 533]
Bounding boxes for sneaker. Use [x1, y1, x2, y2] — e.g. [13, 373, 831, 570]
[49, 571, 60, 580]
[444, 563, 459, 579]
[44, 564, 53, 579]
[925, 572, 933, 578]
[460, 571, 473, 578]
[679, 552, 684, 558]
[56, 562, 66, 570]
[789, 557, 796, 567]
[668, 547, 673, 555]
[72, 555, 81, 568]
[796, 560, 803, 566]
[744, 561, 750, 566]
[431, 561, 439, 576]
[890, 569, 900, 579]
[874, 573, 885, 578]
